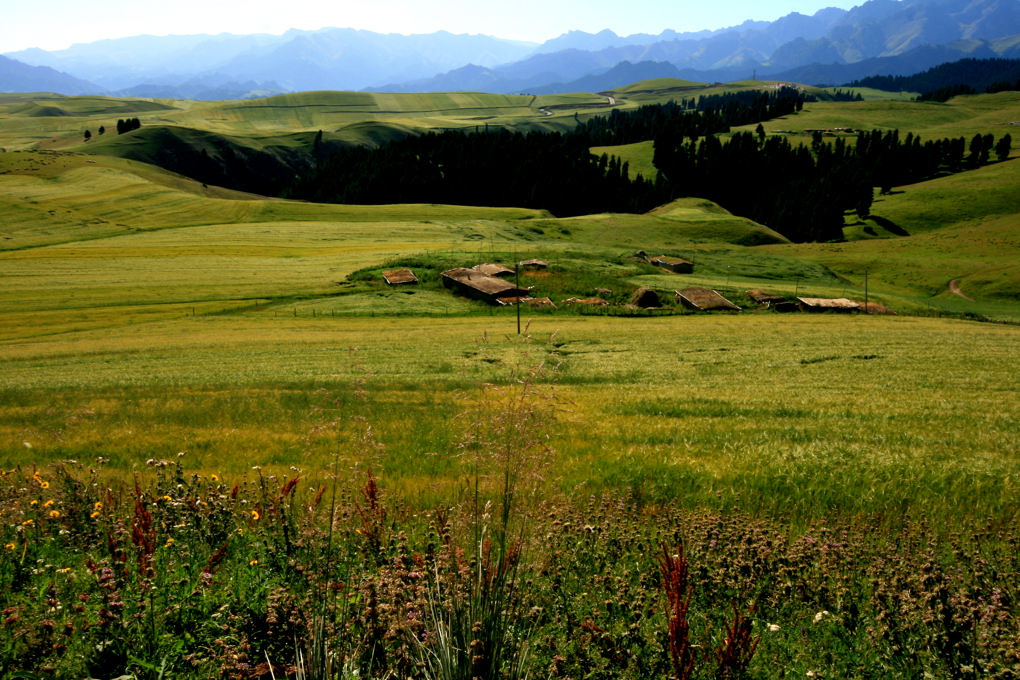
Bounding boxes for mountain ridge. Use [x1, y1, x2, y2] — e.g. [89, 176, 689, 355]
[4, 0, 1020, 97]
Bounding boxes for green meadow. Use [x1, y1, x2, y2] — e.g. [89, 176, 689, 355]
[0, 81, 1018, 678]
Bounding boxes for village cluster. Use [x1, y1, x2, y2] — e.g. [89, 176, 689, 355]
[381, 253, 886, 314]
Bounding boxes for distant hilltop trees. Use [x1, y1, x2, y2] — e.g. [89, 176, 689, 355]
[848, 58, 1020, 102]
[116, 118, 142, 134]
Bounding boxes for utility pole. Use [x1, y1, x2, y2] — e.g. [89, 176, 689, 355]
[864, 269, 869, 314]
[515, 260, 521, 335]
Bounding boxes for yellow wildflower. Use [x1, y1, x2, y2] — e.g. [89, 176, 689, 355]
[250, 510, 260, 521]
[48, 510, 61, 519]
[90, 512, 100, 519]
[249, 559, 258, 566]
[4, 543, 14, 550]
[165, 538, 175, 547]
[39, 481, 50, 489]
[93, 502, 103, 510]
[210, 474, 219, 482]
[30, 500, 38, 506]
[44, 500, 54, 508]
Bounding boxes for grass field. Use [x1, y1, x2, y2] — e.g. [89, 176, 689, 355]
[1, 82, 1018, 679]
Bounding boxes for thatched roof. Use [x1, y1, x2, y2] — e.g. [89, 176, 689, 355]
[746, 289, 785, 305]
[798, 297, 860, 311]
[650, 255, 694, 272]
[676, 287, 741, 311]
[472, 263, 515, 277]
[629, 287, 662, 308]
[383, 268, 418, 285]
[442, 268, 529, 301]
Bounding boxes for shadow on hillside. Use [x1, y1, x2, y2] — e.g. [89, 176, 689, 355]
[869, 215, 910, 236]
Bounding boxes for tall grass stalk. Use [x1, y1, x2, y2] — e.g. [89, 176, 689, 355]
[417, 355, 554, 680]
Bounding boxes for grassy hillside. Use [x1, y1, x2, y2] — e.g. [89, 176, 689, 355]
[1, 84, 1018, 680]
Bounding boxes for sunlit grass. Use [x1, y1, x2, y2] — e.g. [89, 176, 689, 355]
[2, 314, 1016, 526]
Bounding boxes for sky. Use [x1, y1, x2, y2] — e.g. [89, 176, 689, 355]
[2, 0, 863, 53]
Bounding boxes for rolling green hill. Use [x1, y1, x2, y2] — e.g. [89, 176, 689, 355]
[1, 81, 1018, 320]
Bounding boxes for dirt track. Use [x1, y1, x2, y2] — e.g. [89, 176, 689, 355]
[949, 278, 974, 301]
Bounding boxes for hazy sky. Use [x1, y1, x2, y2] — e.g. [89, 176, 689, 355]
[3, 0, 863, 53]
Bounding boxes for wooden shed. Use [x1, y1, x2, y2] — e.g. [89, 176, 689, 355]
[441, 268, 530, 304]
[676, 286, 741, 311]
[383, 268, 418, 285]
[649, 255, 694, 274]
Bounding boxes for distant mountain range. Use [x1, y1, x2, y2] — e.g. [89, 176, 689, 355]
[4, 0, 1020, 98]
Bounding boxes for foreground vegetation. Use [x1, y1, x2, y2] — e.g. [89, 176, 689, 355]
[2, 347, 1018, 678]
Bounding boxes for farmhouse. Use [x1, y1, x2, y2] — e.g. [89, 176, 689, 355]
[649, 255, 694, 273]
[676, 286, 741, 311]
[797, 297, 860, 312]
[441, 267, 529, 304]
[382, 268, 418, 285]
[472, 263, 515, 278]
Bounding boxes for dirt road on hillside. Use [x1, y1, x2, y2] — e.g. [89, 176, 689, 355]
[949, 279, 974, 301]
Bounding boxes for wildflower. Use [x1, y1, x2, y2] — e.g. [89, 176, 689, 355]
[210, 474, 219, 482]
[768, 623, 781, 633]
[4, 543, 14, 550]
[57, 567, 72, 574]
[93, 502, 102, 510]
[161, 495, 171, 502]
[250, 510, 260, 521]
[249, 560, 258, 566]
[40, 481, 50, 489]
[165, 538, 175, 548]
[30, 500, 39, 506]
[23, 441, 32, 449]
[813, 610, 830, 624]
[48, 510, 61, 519]
[43, 500, 54, 508]
[21, 519, 33, 526]
[90, 512, 100, 519]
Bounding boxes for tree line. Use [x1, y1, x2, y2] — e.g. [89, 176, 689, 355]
[287, 89, 807, 220]
[288, 87, 1012, 242]
[847, 58, 1020, 102]
[652, 128, 1012, 242]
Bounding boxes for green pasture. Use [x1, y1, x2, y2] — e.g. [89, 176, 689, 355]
[1, 313, 1017, 526]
